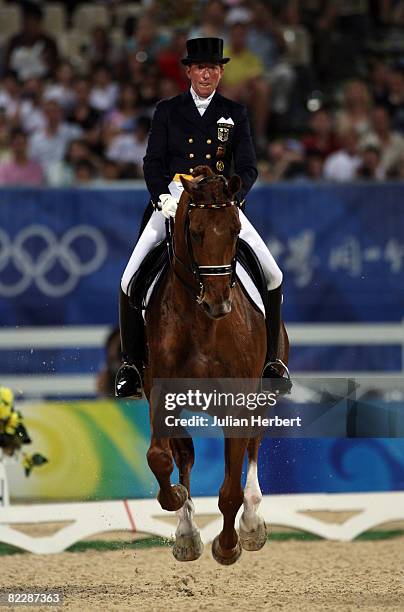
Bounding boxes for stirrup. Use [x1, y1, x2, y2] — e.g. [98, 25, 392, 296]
[115, 362, 143, 399]
[262, 359, 292, 393]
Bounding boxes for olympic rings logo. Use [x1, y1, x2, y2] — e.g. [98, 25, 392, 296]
[0, 225, 107, 298]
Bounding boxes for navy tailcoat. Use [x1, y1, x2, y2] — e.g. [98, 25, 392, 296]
[143, 90, 258, 205]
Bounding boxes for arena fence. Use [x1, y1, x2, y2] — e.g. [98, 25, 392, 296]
[1, 323, 403, 397]
[0, 491, 403, 554]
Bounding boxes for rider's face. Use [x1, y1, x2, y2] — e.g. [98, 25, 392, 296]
[186, 63, 224, 98]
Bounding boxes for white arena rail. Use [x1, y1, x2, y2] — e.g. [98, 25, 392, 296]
[0, 492, 403, 554]
[0, 323, 403, 396]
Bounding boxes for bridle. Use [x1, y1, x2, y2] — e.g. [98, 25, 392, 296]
[167, 177, 239, 304]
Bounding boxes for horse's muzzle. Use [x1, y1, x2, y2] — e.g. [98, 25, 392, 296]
[201, 299, 232, 319]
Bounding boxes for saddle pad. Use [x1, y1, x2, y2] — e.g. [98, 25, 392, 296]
[143, 263, 265, 317]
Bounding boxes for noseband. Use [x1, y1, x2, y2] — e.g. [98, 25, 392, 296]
[167, 179, 239, 304]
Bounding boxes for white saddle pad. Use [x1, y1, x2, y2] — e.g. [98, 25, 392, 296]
[143, 263, 265, 317]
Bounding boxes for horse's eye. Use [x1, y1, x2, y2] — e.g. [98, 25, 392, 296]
[231, 227, 241, 238]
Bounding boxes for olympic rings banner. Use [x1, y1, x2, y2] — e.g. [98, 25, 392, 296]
[0, 188, 134, 326]
[0, 184, 403, 327]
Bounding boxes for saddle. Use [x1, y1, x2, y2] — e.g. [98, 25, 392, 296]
[128, 238, 268, 313]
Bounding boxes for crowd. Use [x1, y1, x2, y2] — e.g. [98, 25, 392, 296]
[0, 0, 403, 187]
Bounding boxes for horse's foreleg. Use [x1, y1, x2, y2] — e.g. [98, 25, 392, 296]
[147, 436, 188, 511]
[212, 437, 248, 566]
[170, 436, 203, 561]
[239, 436, 267, 551]
[170, 435, 194, 497]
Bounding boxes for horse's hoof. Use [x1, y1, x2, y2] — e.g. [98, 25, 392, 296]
[211, 535, 242, 566]
[158, 484, 188, 511]
[239, 520, 267, 551]
[173, 532, 204, 562]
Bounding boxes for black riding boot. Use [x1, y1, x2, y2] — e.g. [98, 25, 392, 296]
[262, 284, 292, 392]
[115, 288, 145, 399]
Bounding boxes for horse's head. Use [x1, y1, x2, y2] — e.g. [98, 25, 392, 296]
[179, 166, 241, 319]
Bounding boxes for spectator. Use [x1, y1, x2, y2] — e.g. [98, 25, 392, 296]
[335, 79, 372, 138]
[46, 139, 98, 186]
[67, 77, 102, 155]
[221, 20, 270, 143]
[5, 1, 59, 81]
[74, 159, 97, 184]
[85, 27, 120, 69]
[158, 77, 181, 99]
[304, 149, 325, 180]
[17, 78, 48, 135]
[0, 109, 12, 163]
[90, 65, 118, 113]
[360, 106, 404, 176]
[301, 0, 339, 83]
[387, 153, 404, 179]
[157, 30, 190, 92]
[248, 1, 297, 116]
[323, 129, 361, 181]
[190, 0, 227, 38]
[302, 109, 340, 158]
[104, 84, 144, 134]
[100, 159, 121, 181]
[0, 128, 44, 186]
[368, 59, 391, 107]
[159, 0, 197, 28]
[68, 77, 101, 131]
[29, 100, 82, 177]
[386, 65, 404, 133]
[125, 14, 169, 64]
[356, 145, 384, 180]
[280, 0, 312, 68]
[259, 139, 304, 182]
[0, 72, 21, 120]
[44, 62, 76, 111]
[106, 116, 151, 176]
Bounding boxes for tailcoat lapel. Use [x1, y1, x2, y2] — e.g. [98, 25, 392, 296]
[176, 91, 225, 133]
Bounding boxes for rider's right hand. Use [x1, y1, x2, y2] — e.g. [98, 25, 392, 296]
[159, 194, 178, 219]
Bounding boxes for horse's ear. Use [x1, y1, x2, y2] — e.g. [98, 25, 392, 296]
[192, 165, 213, 177]
[227, 175, 241, 198]
[180, 175, 194, 194]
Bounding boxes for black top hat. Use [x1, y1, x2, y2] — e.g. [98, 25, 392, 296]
[181, 38, 230, 66]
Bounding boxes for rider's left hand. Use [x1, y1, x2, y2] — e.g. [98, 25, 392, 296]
[159, 194, 178, 218]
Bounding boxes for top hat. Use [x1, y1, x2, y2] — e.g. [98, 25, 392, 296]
[181, 38, 230, 66]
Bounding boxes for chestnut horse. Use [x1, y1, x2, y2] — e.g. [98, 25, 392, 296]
[143, 166, 289, 565]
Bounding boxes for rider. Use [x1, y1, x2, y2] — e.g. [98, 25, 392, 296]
[116, 38, 290, 398]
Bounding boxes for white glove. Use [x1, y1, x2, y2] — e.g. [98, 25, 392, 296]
[159, 193, 178, 219]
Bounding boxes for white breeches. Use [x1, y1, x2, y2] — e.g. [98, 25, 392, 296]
[121, 209, 283, 295]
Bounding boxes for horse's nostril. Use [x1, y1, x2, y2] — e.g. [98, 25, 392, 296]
[202, 301, 212, 315]
[202, 300, 231, 319]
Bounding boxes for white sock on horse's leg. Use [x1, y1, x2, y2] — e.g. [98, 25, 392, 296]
[175, 498, 199, 537]
[240, 460, 263, 532]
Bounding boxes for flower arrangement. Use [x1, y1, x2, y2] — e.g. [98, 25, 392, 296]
[0, 386, 48, 476]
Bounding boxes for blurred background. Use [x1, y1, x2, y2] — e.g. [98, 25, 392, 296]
[0, 0, 403, 502]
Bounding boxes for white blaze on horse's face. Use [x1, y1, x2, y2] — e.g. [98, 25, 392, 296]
[190, 206, 241, 319]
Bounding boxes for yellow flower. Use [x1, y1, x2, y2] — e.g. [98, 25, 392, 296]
[0, 386, 14, 410]
[5, 411, 19, 435]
